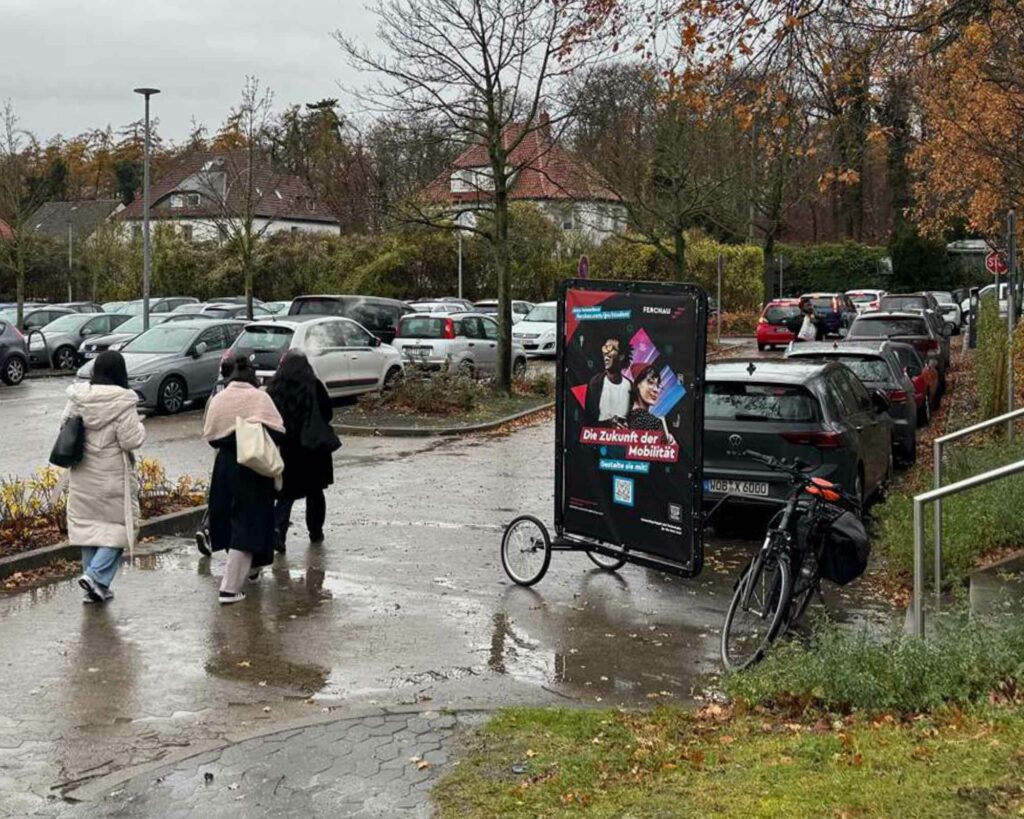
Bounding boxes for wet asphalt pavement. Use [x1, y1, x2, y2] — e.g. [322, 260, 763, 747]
[0, 413, 896, 816]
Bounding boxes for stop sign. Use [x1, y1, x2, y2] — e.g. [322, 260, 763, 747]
[986, 251, 1008, 275]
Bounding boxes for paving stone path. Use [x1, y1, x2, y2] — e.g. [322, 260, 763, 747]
[51, 710, 482, 818]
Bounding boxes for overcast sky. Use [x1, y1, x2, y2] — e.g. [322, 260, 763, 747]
[0, 0, 381, 144]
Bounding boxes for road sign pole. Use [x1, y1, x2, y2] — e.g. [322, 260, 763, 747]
[1009, 210, 1018, 443]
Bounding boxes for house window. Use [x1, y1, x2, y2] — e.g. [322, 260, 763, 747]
[186, 193, 200, 207]
[181, 224, 194, 242]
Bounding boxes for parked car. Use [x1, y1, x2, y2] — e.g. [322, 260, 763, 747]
[889, 340, 939, 424]
[927, 291, 962, 333]
[846, 311, 948, 396]
[392, 312, 528, 376]
[756, 299, 802, 350]
[961, 283, 1008, 319]
[56, 301, 103, 313]
[512, 302, 557, 356]
[473, 299, 535, 324]
[0, 305, 74, 333]
[115, 297, 200, 315]
[703, 359, 893, 511]
[201, 303, 277, 319]
[408, 301, 458, 314]
[846, 289, 887, 314]
[28, 312, 133, 369]
[287, 295, 413, 344]
[261, 300, 292, 315]
[785, 341, 917, 465]
[228, 317, 404, 397]
[799, 292, 858, 337]
[78, 313, 174, 361]
[77, 320, 245, 414]
[0, 319, 28, 385]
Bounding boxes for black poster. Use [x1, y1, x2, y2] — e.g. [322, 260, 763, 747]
[555, 279, 707, 575]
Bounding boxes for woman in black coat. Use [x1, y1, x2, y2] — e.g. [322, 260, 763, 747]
[266, 351, 339, 550]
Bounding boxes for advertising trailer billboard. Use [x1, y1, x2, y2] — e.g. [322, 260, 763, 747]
[555, 279, 707, 575]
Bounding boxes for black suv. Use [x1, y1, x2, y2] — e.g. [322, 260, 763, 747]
[704, 359, 893, 510]
[288, 295, 413, 344]
[0, 319, 28, 385]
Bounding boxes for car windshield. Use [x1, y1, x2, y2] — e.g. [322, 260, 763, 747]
[291, 298, 344, 316]
[881, 296, 927, 310]
[809, 297, 837, 310]
[122, 326, 196, 354]
[829, 356, 890, 382]
[397, 317, 447, 338]
[118, 315, 169, 334]
[524, 304, 556, 323]
[41, 314, 89, 332]
[852, 317, 928, 337]
[764, 304, 801, 323]
[235, 326, 293, 351]
[705, 382, 819, 422]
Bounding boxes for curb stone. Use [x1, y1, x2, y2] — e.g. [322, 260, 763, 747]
[0, 505, 206, 580]
[64, 702, 498, 802]
[333, 400, 553, 438]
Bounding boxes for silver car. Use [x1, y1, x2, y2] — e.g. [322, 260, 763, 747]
[76, 320, 245, 413]
[391, 312, 528, 377]
[28, 312, 132, 369]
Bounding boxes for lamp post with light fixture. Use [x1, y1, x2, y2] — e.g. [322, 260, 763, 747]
[133, 87, 160, 330]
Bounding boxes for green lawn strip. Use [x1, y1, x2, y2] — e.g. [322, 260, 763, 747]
[434, 705, 1024, 818]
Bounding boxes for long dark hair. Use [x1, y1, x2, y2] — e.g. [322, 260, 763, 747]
[629, 364, 661, 410]
[266, 352, 319, 434]
[91, 351, 129, 389]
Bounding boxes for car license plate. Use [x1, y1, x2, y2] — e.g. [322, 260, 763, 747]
[704, 478, 770, 497]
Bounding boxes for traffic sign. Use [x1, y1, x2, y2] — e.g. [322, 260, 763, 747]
[986, 251, 1008, 275]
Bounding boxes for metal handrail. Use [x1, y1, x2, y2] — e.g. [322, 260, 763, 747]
[913, 458, 1024, 636]
[931, 406, 1024, 607]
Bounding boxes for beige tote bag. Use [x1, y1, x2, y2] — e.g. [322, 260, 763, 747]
[235, 416, 284, 480]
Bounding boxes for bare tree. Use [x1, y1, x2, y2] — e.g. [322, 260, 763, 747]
[200, 76, 280, 319]
[337, 0, 609, 392]
[0, 100, 48, 327]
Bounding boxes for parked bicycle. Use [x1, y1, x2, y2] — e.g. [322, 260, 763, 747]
[720, 449, 870, 671]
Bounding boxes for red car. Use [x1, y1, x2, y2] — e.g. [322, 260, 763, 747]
[889, 340, 940, 425]
[756, 299, 803, 351]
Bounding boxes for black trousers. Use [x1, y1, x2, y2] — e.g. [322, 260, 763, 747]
[274, 489, 326, 538]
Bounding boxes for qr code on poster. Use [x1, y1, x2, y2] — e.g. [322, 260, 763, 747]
[612, 476, 635, 507]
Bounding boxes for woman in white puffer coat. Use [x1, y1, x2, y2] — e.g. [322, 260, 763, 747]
[61, 351, 146, 604]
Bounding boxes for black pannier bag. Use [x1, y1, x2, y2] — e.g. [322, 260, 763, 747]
[819, 510, 870, 585]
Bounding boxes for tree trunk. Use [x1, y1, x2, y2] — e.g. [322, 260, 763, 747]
[494, 180, 512, 394]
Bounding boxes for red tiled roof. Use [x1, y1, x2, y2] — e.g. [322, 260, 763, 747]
[424, 120, 620, 206]
[0, 218, 12, 240]
[118, 150, 338, 224]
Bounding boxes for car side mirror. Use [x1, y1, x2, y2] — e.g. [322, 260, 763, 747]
[871, 389, 891, 414]
[192, 341, 208, 358]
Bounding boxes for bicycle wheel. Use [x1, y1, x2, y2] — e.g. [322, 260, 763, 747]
[501, 515, 551, 586]
[586, 550, 626, 571]
[721, 553, 792, 671]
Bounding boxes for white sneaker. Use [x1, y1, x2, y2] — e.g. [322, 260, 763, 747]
[218, 591, 246, 605]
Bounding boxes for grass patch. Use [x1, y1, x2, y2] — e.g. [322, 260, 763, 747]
[874, 436, 1024, 579]
[435, 704, 1024, 817]
[724, 610, 1024, 714]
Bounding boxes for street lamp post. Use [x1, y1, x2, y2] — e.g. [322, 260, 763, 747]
[134, 87, 160, 330]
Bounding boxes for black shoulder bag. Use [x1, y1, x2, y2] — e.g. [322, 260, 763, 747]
[50, 415, 86, 467]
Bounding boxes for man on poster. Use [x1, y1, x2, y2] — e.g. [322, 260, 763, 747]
[584, 334, 632, 426]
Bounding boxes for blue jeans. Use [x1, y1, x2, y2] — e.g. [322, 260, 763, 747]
[81, 547, 123, 590]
